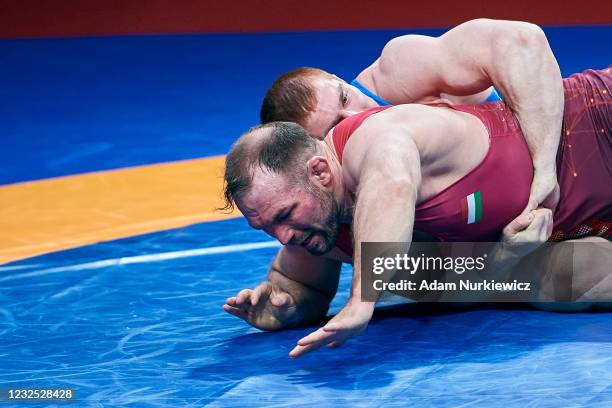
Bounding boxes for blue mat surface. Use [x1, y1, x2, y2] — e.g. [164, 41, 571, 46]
[1, 26, 612, 184]
[2, 218, 612, 406]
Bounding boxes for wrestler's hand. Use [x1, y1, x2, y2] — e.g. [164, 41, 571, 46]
[524, 170, 560, 214]
[223, 281, 299, 331]
[482, 209, 554, 281]
[502, 208, 554, 245]
[289, 299, 374, 358]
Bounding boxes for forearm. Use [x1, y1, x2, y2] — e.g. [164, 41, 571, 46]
[436, 20, 563, 173]
[268, 268, 333, 327]
[351, 179, 417, 303]
[345, 128, 422, 305]
[485, 21, 564, 174]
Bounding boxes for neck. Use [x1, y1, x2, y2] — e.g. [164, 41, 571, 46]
[356, 70, 379, 98]
[320, 139, 354, 224]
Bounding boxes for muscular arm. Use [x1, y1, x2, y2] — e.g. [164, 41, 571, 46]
[224, 245, 342, 331]
[268, 245, 342, 325]
[344, 117, 422, 304]
[360, 19, 564, 195]
[289, 118, 422, 357]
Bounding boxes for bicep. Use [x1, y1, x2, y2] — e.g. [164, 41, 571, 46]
[436, 19, 545, 95]
[370, 31, 493, 103]
[376, 20, 499, 99]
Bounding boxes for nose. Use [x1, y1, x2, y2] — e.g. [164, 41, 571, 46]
[271, 225, 294, 246]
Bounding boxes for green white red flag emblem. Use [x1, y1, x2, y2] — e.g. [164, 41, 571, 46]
[461, 191, 482, 224]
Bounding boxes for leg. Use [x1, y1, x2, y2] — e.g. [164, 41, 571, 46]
[530, 237, 612, 311]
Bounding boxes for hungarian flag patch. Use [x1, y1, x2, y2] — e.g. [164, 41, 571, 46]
[461, 191, 482, 224]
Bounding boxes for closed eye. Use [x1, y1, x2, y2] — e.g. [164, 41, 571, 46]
[276, 205, 296, 223]
[277, 210, 291, 222]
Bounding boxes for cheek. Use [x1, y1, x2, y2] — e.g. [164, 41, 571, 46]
[300, 205, 318, 220]
[351, 91, 372, 111]
[295, 203, 322, 224]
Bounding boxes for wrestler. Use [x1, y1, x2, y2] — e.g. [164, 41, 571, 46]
[223, 67, 612, 357]
[260, 19, 564, 213]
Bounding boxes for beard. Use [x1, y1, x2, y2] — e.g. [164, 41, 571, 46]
[303, 184, 342, 256]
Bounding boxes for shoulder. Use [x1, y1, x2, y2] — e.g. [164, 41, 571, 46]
[358, 35, 444, 104]
[341, 106, 422, 182]
[358, 34, 438, 79]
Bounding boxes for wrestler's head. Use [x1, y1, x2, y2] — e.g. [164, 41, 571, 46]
[222, 122, 343, 255]
[260, 67, 378, 139]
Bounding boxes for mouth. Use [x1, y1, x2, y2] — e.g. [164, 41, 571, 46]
[301, 233, 315, 248]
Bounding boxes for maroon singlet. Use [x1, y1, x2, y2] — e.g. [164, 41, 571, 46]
[332, 68, 612, 256]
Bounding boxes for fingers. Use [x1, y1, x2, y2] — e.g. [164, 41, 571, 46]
[290, 326, 348, 357]
[223, 296, 249, 320]
[537, 208, 553, 239]
[291, 327, 338, 358]
[270, 291, 294, 307]
[526, 208, 553, 241]
[235, 289, 252, 306]
[290, 330, 335, 358]
[227, 282, 292, 312]
[522, 197, 539, 216]
[297, 327, 331, 346]
[222, 304, 248, 320]
[225, 296, 250, 312]
[323, 322, 342, 332]
[506, 212, 535, 235]
[250, 282, 272, 306]
[290, 343, 320, 358]
[546, 211, 554, 239]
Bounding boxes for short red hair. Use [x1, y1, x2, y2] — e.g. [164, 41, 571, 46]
[260, 67, 330, 126]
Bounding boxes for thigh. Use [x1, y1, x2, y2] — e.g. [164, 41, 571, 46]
[525, 237, 612, 310]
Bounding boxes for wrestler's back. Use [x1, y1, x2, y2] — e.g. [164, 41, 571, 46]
[349, 104, 492, 204]
[332, 102, 533, 242]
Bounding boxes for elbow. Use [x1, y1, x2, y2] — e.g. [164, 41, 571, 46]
[467, 19, 546, 46]
[384, 177, 419, 202]
[504, 22, 547, 51]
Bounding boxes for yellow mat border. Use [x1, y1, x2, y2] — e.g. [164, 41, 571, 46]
[0, 156, 239, 265]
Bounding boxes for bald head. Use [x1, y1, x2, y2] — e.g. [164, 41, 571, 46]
[221, 122, 321, 212]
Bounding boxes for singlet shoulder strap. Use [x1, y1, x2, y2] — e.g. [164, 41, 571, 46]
[486, 87, 503, 102]
[351, 79, 391, 106]
[335, 224, 354, 257]
[332, 107, 389, 164]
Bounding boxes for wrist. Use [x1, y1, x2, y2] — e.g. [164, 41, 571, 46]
[349, 297, 376, 310]
[532, 162, 557, 178]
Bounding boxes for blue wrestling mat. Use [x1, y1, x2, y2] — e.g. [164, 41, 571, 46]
[1, 25, 612, 406]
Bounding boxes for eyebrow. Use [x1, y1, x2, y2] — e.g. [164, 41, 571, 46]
[337, 82, 344, 107]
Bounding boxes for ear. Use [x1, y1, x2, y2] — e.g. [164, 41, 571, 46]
[306, 156, 333, 189]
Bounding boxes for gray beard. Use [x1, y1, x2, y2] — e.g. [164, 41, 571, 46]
[307, 189, 341, 255]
